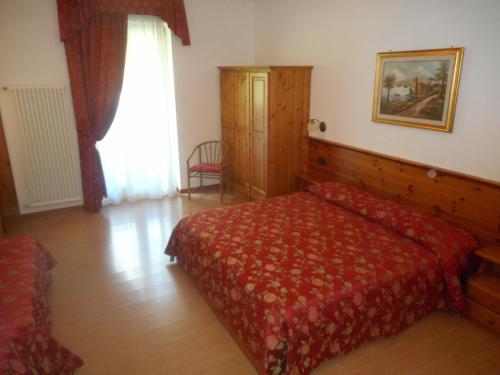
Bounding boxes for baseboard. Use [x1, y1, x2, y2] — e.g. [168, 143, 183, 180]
[178, 183, 221, 194]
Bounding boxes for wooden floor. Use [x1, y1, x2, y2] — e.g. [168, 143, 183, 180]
[5, 191, 500, 375]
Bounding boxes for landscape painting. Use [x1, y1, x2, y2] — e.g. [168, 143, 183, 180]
[372, 48, 464, 132]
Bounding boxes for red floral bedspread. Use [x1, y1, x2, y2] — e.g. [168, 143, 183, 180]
[0, 235, 83, 375]
[166, 182, 478, 375]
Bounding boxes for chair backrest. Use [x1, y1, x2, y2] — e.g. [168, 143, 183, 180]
[194, 141, 228, 165]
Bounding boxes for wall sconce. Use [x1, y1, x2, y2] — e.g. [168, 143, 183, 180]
[307, 119, 327, 132]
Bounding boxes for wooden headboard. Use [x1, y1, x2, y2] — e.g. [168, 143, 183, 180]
[306, 137, 500, 246]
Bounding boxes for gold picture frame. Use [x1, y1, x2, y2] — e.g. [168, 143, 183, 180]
[372, 47, 464, 132]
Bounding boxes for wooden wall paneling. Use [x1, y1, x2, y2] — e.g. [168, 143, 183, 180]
[249, 72, 268, 198]
[307, 137, 500, 246]
[0, 115, 19, 219]
[308, 141, 500, 217]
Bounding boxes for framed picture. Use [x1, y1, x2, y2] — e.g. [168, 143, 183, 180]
[372, 47, 464, 132]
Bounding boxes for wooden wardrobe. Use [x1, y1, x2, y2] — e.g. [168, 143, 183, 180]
[218, 66, 313, 199]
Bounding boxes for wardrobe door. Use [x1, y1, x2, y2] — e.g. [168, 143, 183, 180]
[232, 72, 250, 194]
[220, 71, 235, 181]
[249, 73, 268, 198]
[267, 68, 312, 197]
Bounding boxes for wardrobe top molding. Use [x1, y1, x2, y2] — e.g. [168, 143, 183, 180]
[217, 66, 314, 72]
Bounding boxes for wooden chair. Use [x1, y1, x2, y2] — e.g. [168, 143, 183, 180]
[187, 141, 229, 202]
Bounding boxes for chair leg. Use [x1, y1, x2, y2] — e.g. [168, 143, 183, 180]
[200, 174, 203, 190]
[187, 172, 191, 200]
[220, 173, 223, 203]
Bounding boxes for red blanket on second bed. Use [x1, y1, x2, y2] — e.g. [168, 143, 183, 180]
[0, 236, 83, 375]
[166, 182, 478, 375]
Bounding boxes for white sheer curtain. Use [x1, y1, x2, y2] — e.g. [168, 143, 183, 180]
[97, 15, 180, 205]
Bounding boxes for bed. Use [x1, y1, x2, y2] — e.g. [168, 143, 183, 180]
[0, 235, 83, 375]
[165, 181, 479, 375]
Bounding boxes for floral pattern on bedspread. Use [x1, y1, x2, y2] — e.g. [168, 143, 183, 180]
[0, 235, 83, 374]
[306, 181, 479, 313]
[166, 189, 476, 374]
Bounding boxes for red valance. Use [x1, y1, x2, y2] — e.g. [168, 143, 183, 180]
[57, 0, 191, 45]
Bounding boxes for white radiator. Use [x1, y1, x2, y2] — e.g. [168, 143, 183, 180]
[8, 85, 82, 209]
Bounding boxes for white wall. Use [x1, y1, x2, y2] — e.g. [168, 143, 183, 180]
[0, 0, 70, 85]
[0, 0, 255, 210]
[0, 0, 83, 213]
[254, 0, 500, 182]
[173, 0, 255, 188]
[2, 0, 498, 212]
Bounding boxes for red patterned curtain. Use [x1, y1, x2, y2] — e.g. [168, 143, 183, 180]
[57, 0, 190, 212]
[63, 13, 127, 212]
[58, 0, 190, 45]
